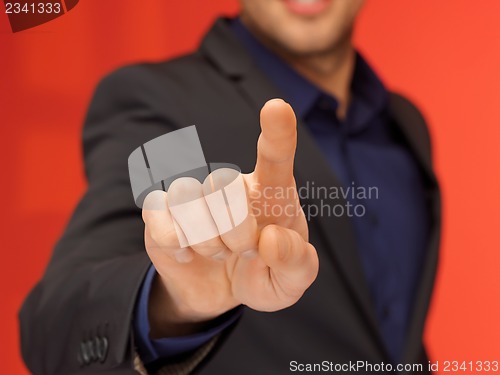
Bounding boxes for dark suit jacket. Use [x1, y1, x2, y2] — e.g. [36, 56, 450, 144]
[19, 18, 441, 375]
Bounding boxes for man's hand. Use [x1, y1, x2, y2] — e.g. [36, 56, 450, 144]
[142, 99, 319, 338]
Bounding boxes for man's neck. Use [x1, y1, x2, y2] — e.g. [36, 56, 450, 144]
[275, 40, 355, 120]
[240, 17, 356, 119]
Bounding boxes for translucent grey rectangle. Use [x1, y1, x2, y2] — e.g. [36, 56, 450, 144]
[144, 125, 207, 185]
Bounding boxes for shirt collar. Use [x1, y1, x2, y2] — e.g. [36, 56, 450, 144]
[348, 54, 389, 133]
[230, 18, 388, 132]
[230, 18, 320, 118]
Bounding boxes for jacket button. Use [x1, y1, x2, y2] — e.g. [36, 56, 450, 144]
[96, 336, 109, 363]
[89, 339, 98, 362]
[80, 341, 91, 365]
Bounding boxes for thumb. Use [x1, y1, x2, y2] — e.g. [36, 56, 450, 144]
[258, 224, 319, 299]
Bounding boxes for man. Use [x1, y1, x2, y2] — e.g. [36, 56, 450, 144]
[19, 0, 441, 374]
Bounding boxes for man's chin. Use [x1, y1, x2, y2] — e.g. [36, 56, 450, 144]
[273, 35, 341, 57]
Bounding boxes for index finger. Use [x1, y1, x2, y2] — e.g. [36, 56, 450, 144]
[254, 99, 297, 188]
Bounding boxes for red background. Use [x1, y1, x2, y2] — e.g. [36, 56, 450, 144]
[1, 1, 499, 373]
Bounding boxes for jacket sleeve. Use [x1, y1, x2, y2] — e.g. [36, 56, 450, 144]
[18, 65, 188, 375]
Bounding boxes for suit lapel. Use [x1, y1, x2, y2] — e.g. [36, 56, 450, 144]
[388, 94, 442, 364]
[388, 94, 437, 184]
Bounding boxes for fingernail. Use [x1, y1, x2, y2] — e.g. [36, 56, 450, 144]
[240, 249, 258, 259]
[212, 249, 229, 261]
[174, 249, 193, 263]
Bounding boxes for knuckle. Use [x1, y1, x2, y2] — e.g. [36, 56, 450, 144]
[168, 177, 203, 204]
[149, 228, 179, 249]
[192, 241, 226, 257]
[202, 168, 239, 194]
[143, 190, 167, 212]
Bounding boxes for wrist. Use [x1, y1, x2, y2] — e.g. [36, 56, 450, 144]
[148, 272, 219, 338]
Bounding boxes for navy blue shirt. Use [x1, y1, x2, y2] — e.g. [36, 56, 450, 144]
[135, 18, 430, 365]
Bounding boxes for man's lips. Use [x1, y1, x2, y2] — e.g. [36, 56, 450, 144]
[283, 0, 331, 16]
